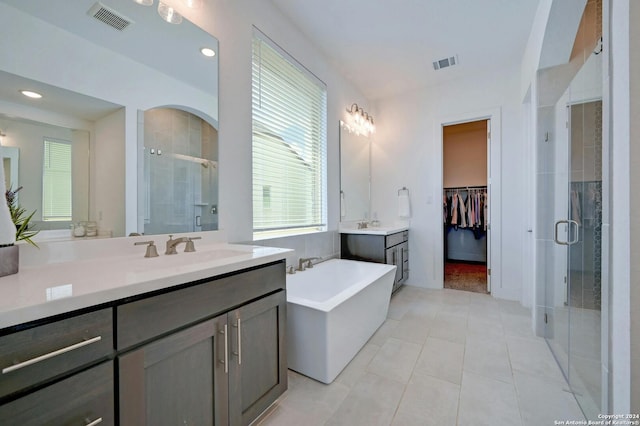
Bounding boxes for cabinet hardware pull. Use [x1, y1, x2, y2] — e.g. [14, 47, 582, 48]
[2, 336, 102, 374]
[220, 324, 228, 374]
[85, 417, 103, 426]
[232, 318, 242, 365]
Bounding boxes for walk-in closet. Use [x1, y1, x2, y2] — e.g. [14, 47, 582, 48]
[442, 120, 489, 293]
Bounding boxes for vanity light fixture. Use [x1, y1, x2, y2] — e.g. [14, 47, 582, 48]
[132, 0, 153, 5]
[200, 47, 215, 57]
[157, 1, 182, 24]
[20, 90, 43, 99]
[345, 103, 375, 137]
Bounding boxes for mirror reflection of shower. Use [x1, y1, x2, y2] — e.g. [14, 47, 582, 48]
[140, 107, 218, 235]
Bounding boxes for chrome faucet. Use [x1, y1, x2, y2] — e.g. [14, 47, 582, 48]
[166, 235, 202, 254]
[298, 257, 321, 271]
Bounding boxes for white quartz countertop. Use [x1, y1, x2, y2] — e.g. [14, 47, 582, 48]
[339, 225, 409, 236]
[0, 243, 292, 329]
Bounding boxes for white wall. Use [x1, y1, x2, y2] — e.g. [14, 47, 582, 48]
[609, 0, 632, 414]
[630, 0, 640, 413]
[371, 65, 524, 300]
[176, 0, 373, 261]
[93, 109, 126, 238]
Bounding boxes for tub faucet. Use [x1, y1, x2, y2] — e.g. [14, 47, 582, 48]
[298, 257, 320, 271]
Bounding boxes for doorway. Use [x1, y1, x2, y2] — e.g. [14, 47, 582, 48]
[442, 120, 490, 294]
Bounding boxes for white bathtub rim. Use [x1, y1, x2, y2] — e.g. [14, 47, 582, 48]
[286, 259, 396, 312]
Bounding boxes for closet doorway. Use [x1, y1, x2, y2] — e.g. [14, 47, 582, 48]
[442, 120, 490, 294]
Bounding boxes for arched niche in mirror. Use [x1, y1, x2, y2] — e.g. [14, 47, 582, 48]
[339, 121, 371, 222]
[138, 106, 218, 235]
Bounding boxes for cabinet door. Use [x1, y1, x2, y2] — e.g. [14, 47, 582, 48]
[119, 315, 229, 426]
[228, 291, 287, 426]
[0, 361, 114, 426]
[386, 246, 402, 285]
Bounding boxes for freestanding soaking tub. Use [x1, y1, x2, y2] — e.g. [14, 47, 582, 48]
[286, 258, 396, 383]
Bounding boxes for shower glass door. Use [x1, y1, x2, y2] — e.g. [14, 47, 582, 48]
[536, 0, 603, 420]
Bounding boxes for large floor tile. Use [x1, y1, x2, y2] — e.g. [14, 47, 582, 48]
[463, 334, 513, 383]
[429, 314, 467, 344]
[413, 337, 464, 385]
[325, 373, 405, 426]
[276, 371, 350, 423]
[335, 342, 380, 388]
[367, 338, 422, 384]
[391, 313, 431, 345]
[513, 370, 584, 426]
[507, 336, 566, 383]
[369, 319, 400, 346]
[392, 374, 460, 426]
[501, 312, 537, 339]
[458, 371, 523, 426]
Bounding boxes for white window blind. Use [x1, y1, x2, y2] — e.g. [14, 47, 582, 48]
[42, 138, 72, 221]
[252, 29, 327, 238]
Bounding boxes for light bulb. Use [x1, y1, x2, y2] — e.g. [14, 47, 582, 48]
[158, 2, 183, 24]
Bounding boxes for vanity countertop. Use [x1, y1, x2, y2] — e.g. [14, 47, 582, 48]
[0, 243, 292, 329]
[339, 225, 409, 236]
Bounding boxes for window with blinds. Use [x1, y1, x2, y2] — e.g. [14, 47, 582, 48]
[252, 29, 327, 239]
[42, 138, 72, 221]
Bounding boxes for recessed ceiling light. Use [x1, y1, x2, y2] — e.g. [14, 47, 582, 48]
[132, 0, 153, 5]
[200, 47, 215, 57]
[20, 90, 42, 99]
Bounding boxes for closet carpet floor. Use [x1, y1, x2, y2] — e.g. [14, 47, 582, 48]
[444, 261, 488, 294]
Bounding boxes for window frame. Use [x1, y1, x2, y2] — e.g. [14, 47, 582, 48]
[251, 28, 328, 240]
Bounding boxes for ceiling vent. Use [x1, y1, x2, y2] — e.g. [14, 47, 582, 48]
[87, 2, 133, 31]
[433, 55, 459, 71]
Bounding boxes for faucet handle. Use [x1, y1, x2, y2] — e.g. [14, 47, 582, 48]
[184, 236, 201, 253]
[134, 241, 159, 258]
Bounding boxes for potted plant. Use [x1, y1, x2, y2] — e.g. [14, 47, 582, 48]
[0, 186, 39, 277]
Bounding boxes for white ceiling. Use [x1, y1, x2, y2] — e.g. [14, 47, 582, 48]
[270, 0, 541, 100]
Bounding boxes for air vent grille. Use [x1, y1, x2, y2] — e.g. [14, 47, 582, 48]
[88, 2, 133, 31]
[433, 55, 459, 71]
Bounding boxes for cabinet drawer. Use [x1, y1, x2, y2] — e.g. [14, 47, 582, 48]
[117, 261, 285, 350]
[385, 232, 406, 248]
[0, 361, 114, 426]
[0, 309, 113, 399]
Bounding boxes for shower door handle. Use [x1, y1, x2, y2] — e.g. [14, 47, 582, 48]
[554, 220, 580, 245]
[567, 220, 579, 245]
[554, 220, 569, 245]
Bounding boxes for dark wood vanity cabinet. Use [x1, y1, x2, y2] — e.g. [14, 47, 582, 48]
[0, 361, 114, 426]
[228, 291, 287, 425]
[116, 261, 287, 426]
[341, 230, 409, 292]
[119, 290, 287, 426]
[0, 260, 287, 426]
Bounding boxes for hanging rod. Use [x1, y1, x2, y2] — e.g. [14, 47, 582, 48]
[443, 185, 487, 191]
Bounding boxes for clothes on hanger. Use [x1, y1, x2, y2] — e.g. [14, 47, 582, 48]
[442, 187, 488, 238]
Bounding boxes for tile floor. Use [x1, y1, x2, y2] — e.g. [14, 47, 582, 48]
[258, 286, 585, 426]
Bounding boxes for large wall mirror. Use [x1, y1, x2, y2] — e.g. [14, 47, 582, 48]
[0, 0, 219, 238]
[339, 121, 370, 222]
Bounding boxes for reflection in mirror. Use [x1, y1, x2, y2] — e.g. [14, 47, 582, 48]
[0, 0, 219, 237]
[339, 121, 370, 222]
[140, 107, 218, 234]
[0, 71, 125, 237]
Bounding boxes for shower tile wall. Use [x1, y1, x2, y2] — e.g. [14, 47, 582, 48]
[144, 108, 218, 234]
